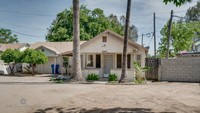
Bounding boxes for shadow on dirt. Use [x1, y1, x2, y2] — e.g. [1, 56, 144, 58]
[33, 107, 176, 113]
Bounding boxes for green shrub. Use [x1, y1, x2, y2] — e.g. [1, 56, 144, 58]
[134, 77, 146, 84]
[49, 77, 64, 84]
[87, 73, 100, 81]
[108, 74, 118, 81]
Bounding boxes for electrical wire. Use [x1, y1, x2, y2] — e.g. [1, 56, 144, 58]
[0, 22, 46, 30]
[11, 31, 44, 38]
[148, 34, 154, 46]
[0, 9, 55, 17]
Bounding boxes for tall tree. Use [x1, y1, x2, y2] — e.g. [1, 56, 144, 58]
[0, 28, 19, 44]
[119, 0, 131, 83]
[186, 1, 200, 21]
[158, 21, 200, 57]
[46, 6, 138, 42]
[185, 1, 200, 51]
[163, 0, 192, 6]
[71, 0, 85, 82]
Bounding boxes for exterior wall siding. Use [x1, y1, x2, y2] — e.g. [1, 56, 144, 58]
[111, 69, 135, 81]
[36, 57, 55, 74]
[81, 34, 135, 53]
[37, 47, 56, 57]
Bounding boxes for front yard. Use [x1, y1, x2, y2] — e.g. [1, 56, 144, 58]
[0, 76, 200, 113]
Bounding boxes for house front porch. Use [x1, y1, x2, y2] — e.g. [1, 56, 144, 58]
[79, 52, 138, 81]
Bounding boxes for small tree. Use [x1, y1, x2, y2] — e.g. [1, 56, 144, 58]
[1, 49, 21, 74]
[133, 61, 151, 83]
[21, 49, 48, 75]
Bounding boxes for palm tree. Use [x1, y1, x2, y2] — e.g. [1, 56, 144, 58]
[71, 0, 85, 82]
[119, 0, 131, 83]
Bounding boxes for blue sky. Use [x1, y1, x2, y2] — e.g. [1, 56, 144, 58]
[0, 0, 198, 55]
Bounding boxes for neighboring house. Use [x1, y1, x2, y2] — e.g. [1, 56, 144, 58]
[29, 41, 86, 74]
[31, 30, 147, 81]
[0, 43, 30, 74]
[177, 51, 200, 57]
[0, 43, 29, 52]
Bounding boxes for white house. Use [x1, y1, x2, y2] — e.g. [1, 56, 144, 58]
[31, 30, 147, 81]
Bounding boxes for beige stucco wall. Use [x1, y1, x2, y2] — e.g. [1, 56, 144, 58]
[36, 47, 56, 57]
[35, 57, 54, 74]
[81, 33, 135, 53]
[159, 57, 200, 82]
[82, 69, 102, 78]
[35, 56, 63, 74]
[111, 69, 135, 81]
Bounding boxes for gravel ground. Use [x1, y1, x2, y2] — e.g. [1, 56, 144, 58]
[0, 76, 200, 113]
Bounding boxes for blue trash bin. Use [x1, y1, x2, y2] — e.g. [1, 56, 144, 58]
[56, 64, 59, 74]
[51, 64, 54, 74]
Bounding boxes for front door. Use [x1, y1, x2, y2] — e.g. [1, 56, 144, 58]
[104, 54, 113, 77]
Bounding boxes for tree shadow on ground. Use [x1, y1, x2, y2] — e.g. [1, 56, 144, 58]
[34, 107, 176, 113]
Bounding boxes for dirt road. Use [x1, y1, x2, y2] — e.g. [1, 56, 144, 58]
[0, 76, 200, 113]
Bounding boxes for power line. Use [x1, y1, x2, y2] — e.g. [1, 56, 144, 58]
[0, 22, 46, 30]
[0, 9, 55, 17]
[131, 10, 186, 17]
[11, 30, 44, 38]
[148, 34, 154, 46]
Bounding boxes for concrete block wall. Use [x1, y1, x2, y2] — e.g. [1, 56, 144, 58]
[159, 57, 200, 82]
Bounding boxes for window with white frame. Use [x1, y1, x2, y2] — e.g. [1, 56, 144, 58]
[86, 54, 94, 68]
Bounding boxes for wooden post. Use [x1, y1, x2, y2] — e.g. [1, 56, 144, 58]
[166, 10, 173, 59]
[153, 12, 156, 57]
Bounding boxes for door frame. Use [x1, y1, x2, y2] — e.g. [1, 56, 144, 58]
[103, 54, 114, 77]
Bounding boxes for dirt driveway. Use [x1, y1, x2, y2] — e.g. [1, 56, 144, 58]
[0, 76, 200, 113]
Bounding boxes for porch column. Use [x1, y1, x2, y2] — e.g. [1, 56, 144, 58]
[54, 57, 56, 75]
[82, 54, 85, 68]
[101, 53, 104, 78]
[60, 56, 63, 75]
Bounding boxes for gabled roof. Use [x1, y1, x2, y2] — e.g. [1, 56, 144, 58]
[81, 30, 148, 52]
[0, 43, 29, 52]
[30, 41, 87, 55]
[34, 45, 61, 54]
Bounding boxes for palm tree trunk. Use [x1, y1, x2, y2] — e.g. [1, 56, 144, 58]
[71, 0, 84, 81]
[119, 0, 132, 83]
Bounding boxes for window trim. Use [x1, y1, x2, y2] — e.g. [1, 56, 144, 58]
[86, 54, 95, 68]
[116, 54, 122, 68]
[102, 36, 107, 42]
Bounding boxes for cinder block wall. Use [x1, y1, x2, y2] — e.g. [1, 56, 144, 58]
[159, 57, 200, 82]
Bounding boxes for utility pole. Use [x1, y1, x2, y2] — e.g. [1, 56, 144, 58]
[153, 12, 156, 58]
[166, 10, 173, 59]
[142, 33, 144, 46]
